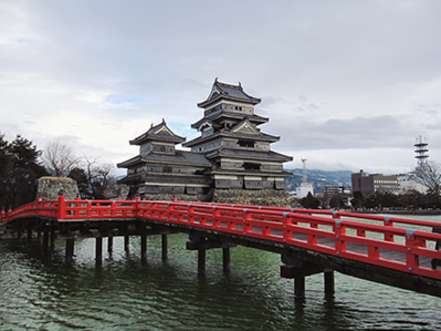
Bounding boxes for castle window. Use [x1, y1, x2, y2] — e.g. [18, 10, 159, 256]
[163, 166, 172, 173]
[238, 140, 255, 148]
[243, 162, 260, 171]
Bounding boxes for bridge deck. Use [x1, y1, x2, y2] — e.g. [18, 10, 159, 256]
[1, 197, 441, 297]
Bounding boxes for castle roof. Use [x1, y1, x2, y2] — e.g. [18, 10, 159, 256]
[182, 130, 279, 148]
[117, 150, 211, 168]
[197, 79, 261, 108]
[206, 148, 293, 162]
[129, 119, 185, 145]
[191, 111, 268, 129]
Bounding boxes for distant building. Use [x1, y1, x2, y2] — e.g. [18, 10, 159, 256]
[323, 185, 351, 195]
[352, 170, 399, 195]
[352, 170, 375, 195]
[118, 79, 293, 203]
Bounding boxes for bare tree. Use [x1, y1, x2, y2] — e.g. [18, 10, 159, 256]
[414, 161, 441, 195]
[42, 141, 80, 176]
[82, 157, 114, 198]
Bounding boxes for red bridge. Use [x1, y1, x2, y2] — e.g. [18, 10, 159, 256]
[1, 196, 441, 300]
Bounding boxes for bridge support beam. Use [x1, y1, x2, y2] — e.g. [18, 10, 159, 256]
[140, 234, 147, 263]
[161, 234, 168, 261]
[65, 239, 75, 263]
[95, 237, 103, 266]
[281, 252, 325, 301]
[187, 232, 236, 276]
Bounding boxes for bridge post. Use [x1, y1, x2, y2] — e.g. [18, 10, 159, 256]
[95, 237, 103, 266]
[50, 228, 55, 252]
[107, 235, 113, 254]
[140, 234, 147, 263]
[65, 239, 75, 263]
[294, 277, 305, 301]
[161, 234, 168, 261]
[324, 271, 335, 298]
[27, 228, 32, 240]
[198, 248, 206, 275]
[223, 247, 231, 274]
[42, 227, 50, 256]
[124, 235, 129, 252]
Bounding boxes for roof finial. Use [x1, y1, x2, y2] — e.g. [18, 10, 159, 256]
[238, 81, 242, 87]
[214, 77, 218, 83]
[162, 118, 165, 124]
[150, 123, 153, 128]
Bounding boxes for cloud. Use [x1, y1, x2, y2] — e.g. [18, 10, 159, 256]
[1, 0, 441, 173]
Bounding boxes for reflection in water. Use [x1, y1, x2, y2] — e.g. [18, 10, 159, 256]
[0, 231, 440, 331]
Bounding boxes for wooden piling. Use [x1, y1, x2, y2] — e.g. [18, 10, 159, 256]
[65, 239, 75, 263]
[223, 247, 230, 273]
[198, 248, 206, 275]
[324, 271, 335, 297]
[95, 237, 103, 266]
[295, 276, 305, 301]
[124, 235, 129, 251]
[50, 228, 55, 251]
[140, 234, 147, 263]
[161, 234, 168, 261]
[27, 228, 32, 240]
[42, 228, 49, 256]
[107, 236, 113, 254]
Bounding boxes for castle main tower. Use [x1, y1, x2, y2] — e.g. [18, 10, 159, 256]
[184, 79, 292, 202]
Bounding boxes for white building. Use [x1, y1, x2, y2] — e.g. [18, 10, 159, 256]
[397, 173, 427, 194]
[295, 158, 315, 198]
[295, 182, 314, 199]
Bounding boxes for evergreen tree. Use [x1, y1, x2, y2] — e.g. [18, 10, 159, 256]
[299, 192, 321, 209]
[0, 135, 47, 209]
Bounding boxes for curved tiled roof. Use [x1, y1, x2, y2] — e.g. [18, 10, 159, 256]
[197, 79, 261, 108]
[130, 120, 185, 145]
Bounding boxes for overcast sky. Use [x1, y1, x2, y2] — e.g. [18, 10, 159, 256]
[1, 0, 440, 174]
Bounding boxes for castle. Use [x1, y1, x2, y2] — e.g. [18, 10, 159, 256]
[117, 79, 293, 205]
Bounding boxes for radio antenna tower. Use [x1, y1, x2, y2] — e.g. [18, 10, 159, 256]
[414, 136, 429, 167]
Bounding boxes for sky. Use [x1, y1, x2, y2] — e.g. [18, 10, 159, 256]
[1, 0, 440, 175]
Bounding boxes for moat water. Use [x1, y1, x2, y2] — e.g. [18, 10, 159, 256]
[1, 215, 441, 331]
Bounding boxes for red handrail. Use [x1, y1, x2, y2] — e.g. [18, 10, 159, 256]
[1, 197, 440, 281]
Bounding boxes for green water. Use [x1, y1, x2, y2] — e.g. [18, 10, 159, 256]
[1, 217, 440, 330]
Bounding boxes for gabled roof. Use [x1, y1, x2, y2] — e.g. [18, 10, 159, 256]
[230, 119, 260, 135]
[197, 79, 261, 108]
[129, 119, 185, 145]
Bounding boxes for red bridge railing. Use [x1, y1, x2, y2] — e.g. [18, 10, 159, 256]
[1, 196, 441, 281]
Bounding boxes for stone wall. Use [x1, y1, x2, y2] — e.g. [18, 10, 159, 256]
[36, 177, 79, 200]
[213, 189, 293, 207]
